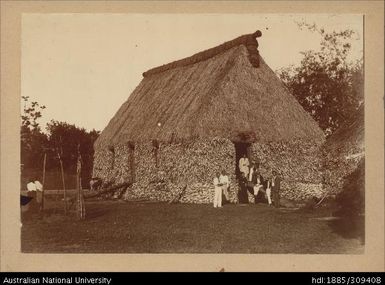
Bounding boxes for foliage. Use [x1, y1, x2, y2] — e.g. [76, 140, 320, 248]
[21, 96, 48, 169]
[20, 97, 100, 188]
[277, 23, 363, 136]
[21, 96, 46, 131]
[45, 120, 100, 187]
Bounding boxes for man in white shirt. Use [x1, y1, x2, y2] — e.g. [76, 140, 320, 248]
[253, 172, 264, 204]
[27, 179, 37, 192]
[219, 170, 230, 203]
[34, 180, 43, 191]
[27, 178, 37, 212]
[239, 154, 250, 178]
[34, 179, 43, 208]
[213, 172, 223, 208]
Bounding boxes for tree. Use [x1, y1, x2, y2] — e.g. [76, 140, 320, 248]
[20, 97, 100, 189]
[46, 120, 100, 187]
[277, 23, 363, 136]
[20, 96, 48, 169]
[21, 96, 46, 131]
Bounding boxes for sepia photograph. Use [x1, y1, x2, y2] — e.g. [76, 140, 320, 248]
[18, 12, 365, 255]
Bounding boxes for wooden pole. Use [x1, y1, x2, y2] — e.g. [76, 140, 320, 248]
[41, 152, 47, 211]
[57, 150, 67, 215]
[80, 175, 85, 219]
[76, 145, 85, 219]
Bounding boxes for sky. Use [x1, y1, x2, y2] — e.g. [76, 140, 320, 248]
[21, 14, 363, 132]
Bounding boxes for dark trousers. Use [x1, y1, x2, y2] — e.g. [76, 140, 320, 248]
[27, 191, 38, 213]
[238, 187, 249, 204]
[272, 190, 280, 207]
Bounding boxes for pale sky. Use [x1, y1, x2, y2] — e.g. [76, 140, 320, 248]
[21, 14, 363, 132]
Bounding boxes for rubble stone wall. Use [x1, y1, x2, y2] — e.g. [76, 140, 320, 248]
[93, 138, 324, 203]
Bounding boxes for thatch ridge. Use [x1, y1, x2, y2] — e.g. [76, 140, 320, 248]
[143, 31, 262, 77]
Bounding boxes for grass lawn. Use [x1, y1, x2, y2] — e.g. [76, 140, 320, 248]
[21, 200, 364, 253]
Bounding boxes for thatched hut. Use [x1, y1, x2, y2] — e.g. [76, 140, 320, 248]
[93, 31, 326, 203]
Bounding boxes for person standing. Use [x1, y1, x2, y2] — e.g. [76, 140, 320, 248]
[213, 172, 223, 208]
[248, 164, 256, 183]
[26, 178, 37, 212]
[266, 179, 272, 206]
[238, 154, 250, 178]
[253, 172, 264, 204]
[219, 170, 230, 203]
[34, 178, 43, 210]
[271, 170, 281, 208]
[247, 164, 258, 195]
[238, 172, 249, 204]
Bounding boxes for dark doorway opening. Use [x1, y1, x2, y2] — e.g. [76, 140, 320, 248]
[233, 141, 251, 179]
[152, 140, 160, 168]
[108, 146, 115, 170]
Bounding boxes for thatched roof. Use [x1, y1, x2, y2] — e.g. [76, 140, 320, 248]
[143, 30, 262, 77]
[95, 31, 325, 148]
[324, 105, 364, 155]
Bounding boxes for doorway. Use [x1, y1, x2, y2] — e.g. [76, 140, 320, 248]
[233, 141, 251, 179]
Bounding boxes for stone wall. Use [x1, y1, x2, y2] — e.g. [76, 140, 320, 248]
[250, 140, 325, 200]
[93, 138, 325, 203]
[93, 144, 133, 185]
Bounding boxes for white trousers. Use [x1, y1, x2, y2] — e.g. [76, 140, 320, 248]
[213, 187, 222, 208]
[266, 188, 272, 205]
[253, 184, 263, 195]
[222, 185, 229, 201]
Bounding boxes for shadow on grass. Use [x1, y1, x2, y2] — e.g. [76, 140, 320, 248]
[327, 215, 365, 245]
[22, 203, 112, 223]
[84, 204, 111, 219]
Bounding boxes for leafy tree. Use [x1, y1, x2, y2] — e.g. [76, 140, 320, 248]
[20, 96, 48, 169]
[20, 97, 100, 188]
[277, 23, 363, 136]
[46, 120, 100, 187]
[21, 96, 46, 130]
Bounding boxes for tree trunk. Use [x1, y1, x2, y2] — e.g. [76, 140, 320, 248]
[41, 152, 47, 211]
[57, 152, 67, 215]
